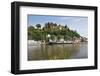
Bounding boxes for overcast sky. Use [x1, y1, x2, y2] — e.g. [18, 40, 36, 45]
[28, 15, 88, 37]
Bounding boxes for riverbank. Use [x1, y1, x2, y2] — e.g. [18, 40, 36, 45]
[28, 40, 87, 46]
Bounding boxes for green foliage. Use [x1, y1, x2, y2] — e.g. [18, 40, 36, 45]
[57, 35, 64, 40]
[50, 35, 56, 40]
[28, 22, 80, 41]
[36, 24, 41, 29]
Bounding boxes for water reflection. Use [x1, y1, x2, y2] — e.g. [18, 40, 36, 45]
[28, 43, 88, 61]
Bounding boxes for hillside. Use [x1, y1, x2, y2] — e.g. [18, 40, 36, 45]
[28, 22, 81, 42]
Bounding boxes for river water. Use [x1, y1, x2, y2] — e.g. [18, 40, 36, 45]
[28, 43, 88, 61]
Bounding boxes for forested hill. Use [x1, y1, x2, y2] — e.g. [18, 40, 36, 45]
[28, 22, 80, 41]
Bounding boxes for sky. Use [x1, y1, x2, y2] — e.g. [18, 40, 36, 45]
[28, 15, 88, 37]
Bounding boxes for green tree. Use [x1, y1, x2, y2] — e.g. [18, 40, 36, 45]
[57, 35, 64, 41]
[50, 35, 56, 40]
[36, 24, 41, 29]
[64, 25, 68, 29]
[28, 26, 34, 30]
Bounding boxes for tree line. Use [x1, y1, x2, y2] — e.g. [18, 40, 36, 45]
[28, 22, 80, 42]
